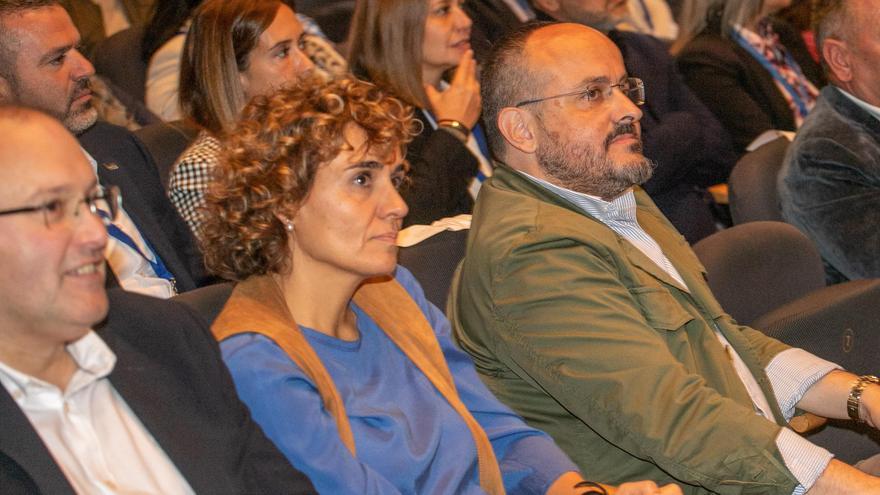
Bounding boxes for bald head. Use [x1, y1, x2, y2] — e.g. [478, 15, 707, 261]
[0, 106, 83, 165]
[481, 22, 628, 160]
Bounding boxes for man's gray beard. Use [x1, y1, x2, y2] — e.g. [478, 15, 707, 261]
[64, 103, 98, 134]
[536, 129, 655, 200]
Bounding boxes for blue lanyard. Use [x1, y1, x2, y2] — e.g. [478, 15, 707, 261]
[731, 29, 812, 119]
[99, 211, 177, 290]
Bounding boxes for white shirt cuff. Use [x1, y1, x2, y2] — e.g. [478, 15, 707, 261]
[777, 427, 834, 494]
[766, 348, 841, 421]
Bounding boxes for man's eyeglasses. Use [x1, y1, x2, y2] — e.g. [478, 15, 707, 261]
[0, 186, 121, 228]
[514, 77, 645, 108]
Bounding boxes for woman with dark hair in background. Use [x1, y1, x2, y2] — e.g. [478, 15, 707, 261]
[348, 0, 492, 226]
[675, 0, 824, 153]
[166, 0, 313, 238]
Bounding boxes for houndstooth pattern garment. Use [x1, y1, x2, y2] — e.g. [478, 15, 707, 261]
[168, 131, 220, 241]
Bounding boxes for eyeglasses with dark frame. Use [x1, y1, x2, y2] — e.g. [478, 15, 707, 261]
[0, 186, 121, 228]
[514, 77, 645, 108]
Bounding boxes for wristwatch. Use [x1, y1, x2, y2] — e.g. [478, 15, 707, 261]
[847, 375, 879, 422]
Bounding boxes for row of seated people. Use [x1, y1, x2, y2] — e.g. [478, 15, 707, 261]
[1, 1, 879, 493]
[62, 0, 868, 268]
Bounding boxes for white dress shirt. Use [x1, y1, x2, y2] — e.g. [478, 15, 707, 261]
[83, 149, 176, 299]
[0, 332, 195, 495]
[519, 171, 839, 494]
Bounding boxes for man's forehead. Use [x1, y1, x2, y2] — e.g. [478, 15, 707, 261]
[524, 23, 626, 88]
[4, 6, 80, 58]
[0, 118, 92, 199]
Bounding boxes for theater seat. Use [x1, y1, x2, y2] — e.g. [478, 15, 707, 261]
[693, 221, 825, 326]
[174, 282, 235, 326]
[728, 137, 790, 224]
[398, 229, 468, 310]
[135, 120, 200, 190]
[753, 279, 880, 463]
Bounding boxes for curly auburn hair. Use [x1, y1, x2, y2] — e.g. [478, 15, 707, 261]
[200, 75, 419, 281]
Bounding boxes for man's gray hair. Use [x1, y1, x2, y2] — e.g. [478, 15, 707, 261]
[0, 0, 59, 79]
[812, 0, 851, 66]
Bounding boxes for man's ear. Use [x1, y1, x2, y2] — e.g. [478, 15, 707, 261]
[497, 107, 539, 155]
[823, 38, 853, 83]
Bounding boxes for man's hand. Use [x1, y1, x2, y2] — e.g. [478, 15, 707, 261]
[611, 481, 683, 495]
[546, 473, 681, 495]
[806, 459, 880, 494]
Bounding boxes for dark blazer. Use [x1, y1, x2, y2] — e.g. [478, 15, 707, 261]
[676, 17, 825, 153]
[0, 290, 316, 494]
[79, 121, 210, 292]
[463, 0, 526, 62]
[401, 110, 480, 226]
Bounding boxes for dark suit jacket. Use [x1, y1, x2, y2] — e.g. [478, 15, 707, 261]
[401, 110, 480, 226]
[676, 17, 825, 153]
[79, 121, 210, 292]
[463, 0, 526, 62]
[0, 290, 316, 494]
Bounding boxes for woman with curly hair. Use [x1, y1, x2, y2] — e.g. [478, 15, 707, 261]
[199, 75, 676, 495]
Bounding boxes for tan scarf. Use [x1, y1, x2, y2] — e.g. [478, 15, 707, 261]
[212, 275, 505, 495]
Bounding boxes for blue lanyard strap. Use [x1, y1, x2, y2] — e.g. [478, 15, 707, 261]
[99, 211, 177, 289]
[731, 29, 812, 119]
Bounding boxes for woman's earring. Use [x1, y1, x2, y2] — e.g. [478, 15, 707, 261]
[285, 222, 295, 232]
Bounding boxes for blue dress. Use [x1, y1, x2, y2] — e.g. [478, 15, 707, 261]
[221, 267, 577, 494]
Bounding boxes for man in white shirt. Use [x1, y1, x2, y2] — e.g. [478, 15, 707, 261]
[0, 0, 209, 297]
[778, 0, 880, 283]
[0, 106, 314, 494]
[451, 22, 880, 494]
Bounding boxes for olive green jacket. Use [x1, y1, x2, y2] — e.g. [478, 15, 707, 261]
[449, 166, 798, 494]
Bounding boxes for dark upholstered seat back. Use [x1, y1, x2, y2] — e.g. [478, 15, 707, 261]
[135, 120, 200, 190]
[728, 137, 790, 224]
[753, 279, 880, 463]
[398, 230, 469, 310]
[173, 283, 235, 326]
[693, 221, 825, 326]
[94, 26, 148, 103]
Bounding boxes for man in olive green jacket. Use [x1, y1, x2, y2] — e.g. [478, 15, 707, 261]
[450, 22, 880, 495]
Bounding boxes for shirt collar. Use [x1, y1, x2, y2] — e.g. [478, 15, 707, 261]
[0, 331, 117, 399]
[515, 169, 638, 224]
[836, 86, 880, 122]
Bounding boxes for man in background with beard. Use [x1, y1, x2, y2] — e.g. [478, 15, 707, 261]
[0, 0, 208, 297]
[450, 22, 880, 495]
